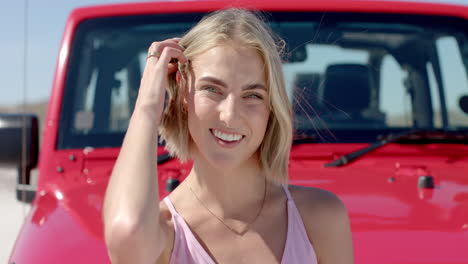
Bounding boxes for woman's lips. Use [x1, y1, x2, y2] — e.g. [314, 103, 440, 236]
[209, 129, 245, 148]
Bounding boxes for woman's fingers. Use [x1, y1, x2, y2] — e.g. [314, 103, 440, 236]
[167, 63, 179, 75]
[147, 40, 187, 74]
[135, 39, 187, 122]
[153, 47, 187, 75]
[147, 40, 184, 58]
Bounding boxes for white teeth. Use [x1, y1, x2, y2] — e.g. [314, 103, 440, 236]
[212, 129, 243, 142]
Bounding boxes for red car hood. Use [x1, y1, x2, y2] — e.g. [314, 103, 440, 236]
[9, 143, 468, 263]
[290, 143, 468, 263]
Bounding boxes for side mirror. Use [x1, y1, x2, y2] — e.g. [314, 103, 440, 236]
[0, 113, 39, 203]
[459, 95, 468, 114]
[0, 113, 39, 168]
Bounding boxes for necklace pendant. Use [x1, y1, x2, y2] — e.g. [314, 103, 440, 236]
[224, 221, 250, 236]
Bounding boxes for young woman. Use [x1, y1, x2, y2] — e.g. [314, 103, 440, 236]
[103, 8, 353, 264]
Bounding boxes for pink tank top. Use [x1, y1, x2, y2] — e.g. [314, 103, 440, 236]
[163, 184, 318, 263]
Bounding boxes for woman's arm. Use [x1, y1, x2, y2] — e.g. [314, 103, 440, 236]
[102, 39, 186, 264]
[103, 108, 164, 264]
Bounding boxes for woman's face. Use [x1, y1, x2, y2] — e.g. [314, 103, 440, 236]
[186, 44, 270, 170]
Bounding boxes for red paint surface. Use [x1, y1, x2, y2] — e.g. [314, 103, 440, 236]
[8, 0, 468, 263]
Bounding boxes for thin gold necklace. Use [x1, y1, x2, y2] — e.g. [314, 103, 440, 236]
[187, 176, 267, 236]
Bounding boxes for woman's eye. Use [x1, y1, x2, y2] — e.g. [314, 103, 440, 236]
[203, 86, 218, 93]
[245, 93, 263, 100]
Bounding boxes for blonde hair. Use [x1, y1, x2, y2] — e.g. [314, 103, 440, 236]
[159, 8, 293, 183]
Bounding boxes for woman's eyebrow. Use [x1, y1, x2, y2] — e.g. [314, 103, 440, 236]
[199, 76, 266, 91]
[199, 76, 227, 88]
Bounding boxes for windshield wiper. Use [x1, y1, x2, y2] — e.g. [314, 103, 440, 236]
[324, 129, 468, 167]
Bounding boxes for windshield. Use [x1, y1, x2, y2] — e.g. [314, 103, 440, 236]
[58, 12, 468, 149]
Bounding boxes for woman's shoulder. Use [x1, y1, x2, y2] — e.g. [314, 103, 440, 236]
[287, 184, 349, 231]
[287, 185, 353, 262]
[287, 184, 348, 218]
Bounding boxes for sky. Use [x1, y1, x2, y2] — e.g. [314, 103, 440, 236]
[0, 0, 138, 106]
[0, 0, 467, 106]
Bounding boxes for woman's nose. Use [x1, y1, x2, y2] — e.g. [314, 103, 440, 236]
[218, 94, 240, 127]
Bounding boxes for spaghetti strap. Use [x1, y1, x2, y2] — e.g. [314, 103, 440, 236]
[281, 184, 293, 201]
[280, 183, 318, 263]
[163, 196, 178, 216]
[163, 196, 217, 263]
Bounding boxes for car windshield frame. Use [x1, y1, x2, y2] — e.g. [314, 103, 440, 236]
[57, 11, 468, 149]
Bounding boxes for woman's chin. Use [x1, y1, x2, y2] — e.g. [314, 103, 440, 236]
[190, 139, 261, 171]
[195, 150, 257, 172]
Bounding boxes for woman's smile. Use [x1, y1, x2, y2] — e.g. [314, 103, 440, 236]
[209, 128, 245, 148]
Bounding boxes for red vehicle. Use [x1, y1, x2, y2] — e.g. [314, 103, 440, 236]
[2, 0, 468, 263]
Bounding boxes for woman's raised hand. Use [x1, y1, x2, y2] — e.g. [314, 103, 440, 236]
[135, 38, 187, 124]
[104, 38, 187, 263]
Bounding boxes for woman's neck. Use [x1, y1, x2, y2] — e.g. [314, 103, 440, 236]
[185, 154, 268, 219]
